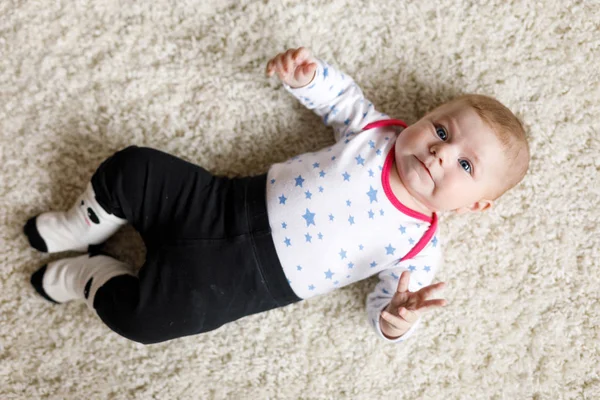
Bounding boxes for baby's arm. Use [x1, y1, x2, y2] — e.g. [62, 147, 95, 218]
[366, 251, 445, 342]
[267, 47, 388, 142]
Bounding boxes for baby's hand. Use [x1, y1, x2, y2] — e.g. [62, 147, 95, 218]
[266, 47, 318, 89]
[380, 271, 447, 339]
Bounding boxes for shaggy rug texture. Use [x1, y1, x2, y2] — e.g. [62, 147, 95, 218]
[1, 0, 598, 399]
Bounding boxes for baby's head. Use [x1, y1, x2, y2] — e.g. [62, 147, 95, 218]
[394, 94, 530, 213]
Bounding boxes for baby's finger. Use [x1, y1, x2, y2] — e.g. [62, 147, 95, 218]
[303, 62, 317, 76]
[266, 60, 274, 76]
[396, 270, 411, 293]
[417, 281, 446, 298]
[273, 56, 288, 81]
[282, 50, 296, 74]
[294, 63, 317, 83]
[397, 307, 419, 324]
[292, 47, 311, 63]
[417, 299, 447, 312]
[381, 311, 412, 332]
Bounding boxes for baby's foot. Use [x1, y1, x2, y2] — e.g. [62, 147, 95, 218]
[24, 183, 126, 253]
[31, 252, 133, 306]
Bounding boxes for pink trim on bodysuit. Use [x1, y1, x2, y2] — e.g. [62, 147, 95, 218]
[363, 119, 408, 130]
[362, 119, 438, 262]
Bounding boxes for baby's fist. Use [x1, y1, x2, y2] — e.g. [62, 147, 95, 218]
[266, 47, 317, 89]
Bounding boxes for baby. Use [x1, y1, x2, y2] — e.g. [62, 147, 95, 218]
[24, 47, 529, 344]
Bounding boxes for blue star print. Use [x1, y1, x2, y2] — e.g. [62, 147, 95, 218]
[399, 225, 406, 234]
[305, 191, 312, 199]
[318, 232, 323, 240]
[346, 200, 352, 207]
[297, 265, 302, 271]
[281, 222, 287, 229]
[385, 244, 396, 255]
[370, 261, 377, 268]
[305, 233, 312, 243]
[368, 169, 374, 177]
[284, 238, 291, 247]
[295, 175, 305, 187]
[348, 215, 355, 225]
[319, 186, 324, 193]
[339, 249, 347, 259]
[309, 284, 315, 291]
[302, 209, 316, 227]
[348, 262, 354, 269]
[367, 186, 378, 203]
[324, 269, 334, 279]
[369, 140, 375, 149]
[424, 266, 431, 272]
[432, 237, 438, 247]
[342, 172, 351, 181]
[313, 162, 320, 168]
[408, 265, 416, 272]
[368, 210, 374, 219]
[279, 195, 287, 205]
[329, 214, 334, 221]
[271, 179, 276, 184]
[319, 170, 326, 178]
[356, 155, 365, 166]
[323, 67, 329, 78]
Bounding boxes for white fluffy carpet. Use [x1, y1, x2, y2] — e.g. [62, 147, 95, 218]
[1, 1, 599, 399]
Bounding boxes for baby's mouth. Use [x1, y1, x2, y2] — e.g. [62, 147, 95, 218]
[415, 156, 433, 179]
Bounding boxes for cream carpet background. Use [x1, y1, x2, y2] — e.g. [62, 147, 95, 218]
[1, 1, 598, 399]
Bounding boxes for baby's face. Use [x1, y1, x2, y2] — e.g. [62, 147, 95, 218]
[393, 101, 506, 213]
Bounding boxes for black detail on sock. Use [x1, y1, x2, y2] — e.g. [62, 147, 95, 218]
[81, 200, 84, 206]
[24, 216, 48, 252]
[84, 278, 93, 299]
[88, 244, 109, 257]
[87, 208, 100, 224]
[31, 265, 60, 304]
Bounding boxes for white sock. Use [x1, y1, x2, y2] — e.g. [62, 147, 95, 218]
[30, 183, 127, 253]
[32, 253, 134, 308]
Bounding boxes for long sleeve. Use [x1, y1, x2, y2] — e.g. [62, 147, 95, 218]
[284, 59, 389, 142]
[366, 241, 443, 343]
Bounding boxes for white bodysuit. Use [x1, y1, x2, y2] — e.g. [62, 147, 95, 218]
[266, 60, 442, 342]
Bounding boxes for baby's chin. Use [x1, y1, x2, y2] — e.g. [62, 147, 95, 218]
[402, 185, 438, 214]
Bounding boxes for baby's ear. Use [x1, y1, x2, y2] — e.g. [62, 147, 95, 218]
[454, 199, 493, 214]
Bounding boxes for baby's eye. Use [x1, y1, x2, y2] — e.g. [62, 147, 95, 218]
[435, 126, 448, 141]
[459, 159, 472, 174]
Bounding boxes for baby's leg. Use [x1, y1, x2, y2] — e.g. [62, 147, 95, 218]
[31, 252, 134, 307]
[24, 183, 126, 253]
[25, 145, 212, 252]
[31, 249, 207, 345]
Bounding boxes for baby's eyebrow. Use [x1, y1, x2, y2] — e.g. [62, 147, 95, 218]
[442, 115, 460, 137]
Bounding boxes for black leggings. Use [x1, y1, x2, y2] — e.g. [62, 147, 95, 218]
[91, 146, 299, 344]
